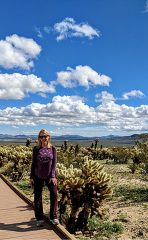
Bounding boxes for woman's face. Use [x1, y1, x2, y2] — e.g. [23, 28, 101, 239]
[39, 133, 50, 146]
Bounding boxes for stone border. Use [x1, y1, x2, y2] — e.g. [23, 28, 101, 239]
[0, 174, 77, 240]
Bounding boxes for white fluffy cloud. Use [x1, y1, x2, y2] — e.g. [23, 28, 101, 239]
[144, 0, 148, 12]
[0, 94, 147, 132]
[95, 91, 115, 102]
[54, 17, 100, 41]
[122, 90, 145, 100]
[0, 73, 55, 99]
[54, 65, 111, 89]
[0, 65, 111, 99]
[35, 27, 43, 38]
[0, 34, 41, 70]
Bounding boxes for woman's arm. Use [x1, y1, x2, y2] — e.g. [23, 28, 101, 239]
[51, 146, 57, 178]
[30, 147, 37, 179]
[51, 146, 57, 185]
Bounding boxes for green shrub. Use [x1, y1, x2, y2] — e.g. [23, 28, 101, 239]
[87, 216, 124, 238]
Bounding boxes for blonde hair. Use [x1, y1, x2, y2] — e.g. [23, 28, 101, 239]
[38, 129, 51, 147]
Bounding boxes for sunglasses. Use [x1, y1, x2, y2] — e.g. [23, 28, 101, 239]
[39, 135, 49, 139]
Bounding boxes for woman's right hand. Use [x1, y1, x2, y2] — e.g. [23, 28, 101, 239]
[29, 178, 34, 188]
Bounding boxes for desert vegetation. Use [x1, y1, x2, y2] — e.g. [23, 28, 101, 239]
[0, 138, 148, 239]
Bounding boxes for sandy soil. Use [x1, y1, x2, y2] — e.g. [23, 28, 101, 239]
[104, 164, 148, 240]
[106, 200, 148, 240]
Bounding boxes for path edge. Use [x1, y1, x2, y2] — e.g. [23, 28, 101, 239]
[0, 174, 77, 240]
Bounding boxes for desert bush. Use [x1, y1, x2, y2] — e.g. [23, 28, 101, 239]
[87, 216, 124, 238]
[56, 159, 113, 233]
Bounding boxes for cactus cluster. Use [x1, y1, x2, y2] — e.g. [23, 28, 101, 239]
[57, 159, 113, 233]
[0, 145, 32, 181]
[129, 141, 148, 173]
[57, 163, 83, 189]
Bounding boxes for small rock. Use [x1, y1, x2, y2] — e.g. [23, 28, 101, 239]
[75, 231, 82, 235]
[102, 237, 108, 240]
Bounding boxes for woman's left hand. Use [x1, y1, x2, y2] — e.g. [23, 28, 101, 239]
[51, 178, 57, 185]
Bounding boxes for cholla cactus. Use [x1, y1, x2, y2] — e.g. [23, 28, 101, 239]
[0, 145, 32, 181]
[26, 138, 32, 147]
[63, 140, 68, 151]
[129, 142, 148, 173]
[75, 144, 80, 156]
[57, 159, 113, 233]
[94, 138, 99, 149]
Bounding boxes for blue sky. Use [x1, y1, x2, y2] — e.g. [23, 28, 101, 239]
[0, 0, 148, 137]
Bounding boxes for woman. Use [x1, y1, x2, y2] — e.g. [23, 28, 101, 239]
[30, 129, 59, 226]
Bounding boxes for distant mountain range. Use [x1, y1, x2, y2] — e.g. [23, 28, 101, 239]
[0, 133, 147, 141]
[0, 134, 93, 140]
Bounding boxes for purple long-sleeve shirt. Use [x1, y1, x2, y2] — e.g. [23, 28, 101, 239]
[30, 145, 57, 180]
